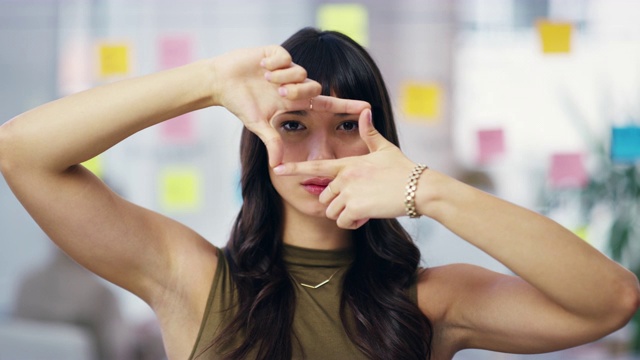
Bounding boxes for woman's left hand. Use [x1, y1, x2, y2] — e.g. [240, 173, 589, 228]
[273, 108, 419, 229]
[212, 45, 371, 167]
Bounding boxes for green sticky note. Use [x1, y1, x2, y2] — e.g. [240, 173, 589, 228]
[317, 3, 369, 47]
[82, 155, 103, 178]
[160, 167, 201, 212]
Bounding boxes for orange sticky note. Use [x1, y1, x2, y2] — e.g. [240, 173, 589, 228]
[82, 155, 103, 179]
[160, 167, 201, 212]
[99, 43, 130, 77]
[401, 82, 441, 120]
[537, 21, 572, 54]
[317, 3, 369, 46]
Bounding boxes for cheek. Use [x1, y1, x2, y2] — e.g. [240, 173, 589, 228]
[268, 168, 288, 193]
[281, 141, 308, 163]
[337, 139, 369, 158]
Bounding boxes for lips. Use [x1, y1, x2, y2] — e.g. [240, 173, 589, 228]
[301, 177, 333, 187]
[301, 177, 333, 196]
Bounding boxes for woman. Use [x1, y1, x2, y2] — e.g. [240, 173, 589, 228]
[0, 27, 638, 360]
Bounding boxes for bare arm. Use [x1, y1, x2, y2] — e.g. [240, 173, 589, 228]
[0, 45, 372, 359]
[0, 44, 369, 298]
[0, 59, 218, 301]
[415, 170, 639, 352]
[272, 108, 640, 354]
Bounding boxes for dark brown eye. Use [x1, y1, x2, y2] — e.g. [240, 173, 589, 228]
[282, 121, 305, 132]
[338, 121, 358, 132]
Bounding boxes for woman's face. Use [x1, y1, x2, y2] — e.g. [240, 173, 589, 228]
[268, 108, 369, 219]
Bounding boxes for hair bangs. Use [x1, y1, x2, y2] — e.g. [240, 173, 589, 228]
[282, 29, 381, 109]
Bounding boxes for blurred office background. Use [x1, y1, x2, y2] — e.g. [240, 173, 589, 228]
[1, 0, 639, 359]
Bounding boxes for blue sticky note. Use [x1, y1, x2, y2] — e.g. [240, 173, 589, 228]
[611, 126, 640, 163]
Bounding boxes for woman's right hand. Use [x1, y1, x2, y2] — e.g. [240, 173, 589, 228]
[210, 45, 370, 167]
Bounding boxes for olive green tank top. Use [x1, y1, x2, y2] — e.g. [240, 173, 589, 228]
[189, 245, 417, 359]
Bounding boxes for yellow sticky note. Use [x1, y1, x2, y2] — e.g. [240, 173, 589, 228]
[160, 168, 201, 211]
[82, 155, 103, 178]
[317, 4, 368, 47]
[401, 82, 441, 120]
[99, 43, 130, 76]
[537, 21, 572, 54]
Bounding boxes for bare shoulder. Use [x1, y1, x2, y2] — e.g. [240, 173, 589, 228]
[153, 225, 220, 360]
[415, 263, 483, 318]
[415, 263, 494, 358]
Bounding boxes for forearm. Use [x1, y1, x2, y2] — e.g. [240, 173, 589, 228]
[416, 169, 640, 321]
[0, 60, 215, 174]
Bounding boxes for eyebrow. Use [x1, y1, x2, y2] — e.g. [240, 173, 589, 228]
[279, 110, 353, 118]
[282, 110, 307, 116]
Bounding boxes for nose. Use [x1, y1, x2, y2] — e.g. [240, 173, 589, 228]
[307, 132, 336, 161]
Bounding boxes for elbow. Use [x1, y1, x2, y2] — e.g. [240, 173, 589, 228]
[623, 274, 640, 319]
[0, 122, 10, 174]
[606, 274, 640, 332]
[0, 119, 22, 176]
[0, 121, 14, 175]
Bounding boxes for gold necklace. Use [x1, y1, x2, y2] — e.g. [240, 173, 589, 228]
[298, 268, 342, 289]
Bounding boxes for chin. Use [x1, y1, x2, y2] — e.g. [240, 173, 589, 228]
[285, 200, 331, 220]
[278, 188, 333, 220]
[302, 204, 330, 219]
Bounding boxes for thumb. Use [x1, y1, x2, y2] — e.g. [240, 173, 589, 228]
[359, 109, 390, 153]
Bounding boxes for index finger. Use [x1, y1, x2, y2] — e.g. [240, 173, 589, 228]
[306, 96, 370, 114]
[272, 158, 345, 177]
[261, 45, 293, 70]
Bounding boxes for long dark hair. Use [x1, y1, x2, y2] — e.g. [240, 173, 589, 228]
[215, 27, 432, 360]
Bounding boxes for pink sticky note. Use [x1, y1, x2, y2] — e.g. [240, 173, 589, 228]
[549, 153, 588, 188]
[58, 38, 91, 95]
[477, 129, 505, 164]
[158, 35, 193, 70]
[160, 113, 195, 143]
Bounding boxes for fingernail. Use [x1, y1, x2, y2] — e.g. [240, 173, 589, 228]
[368, 109, 372, 124]
[264, 71, 271, 81]
[260, 58, 266, 67]
[278, 87, 288, 97]
[273, 165, 285, 174]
